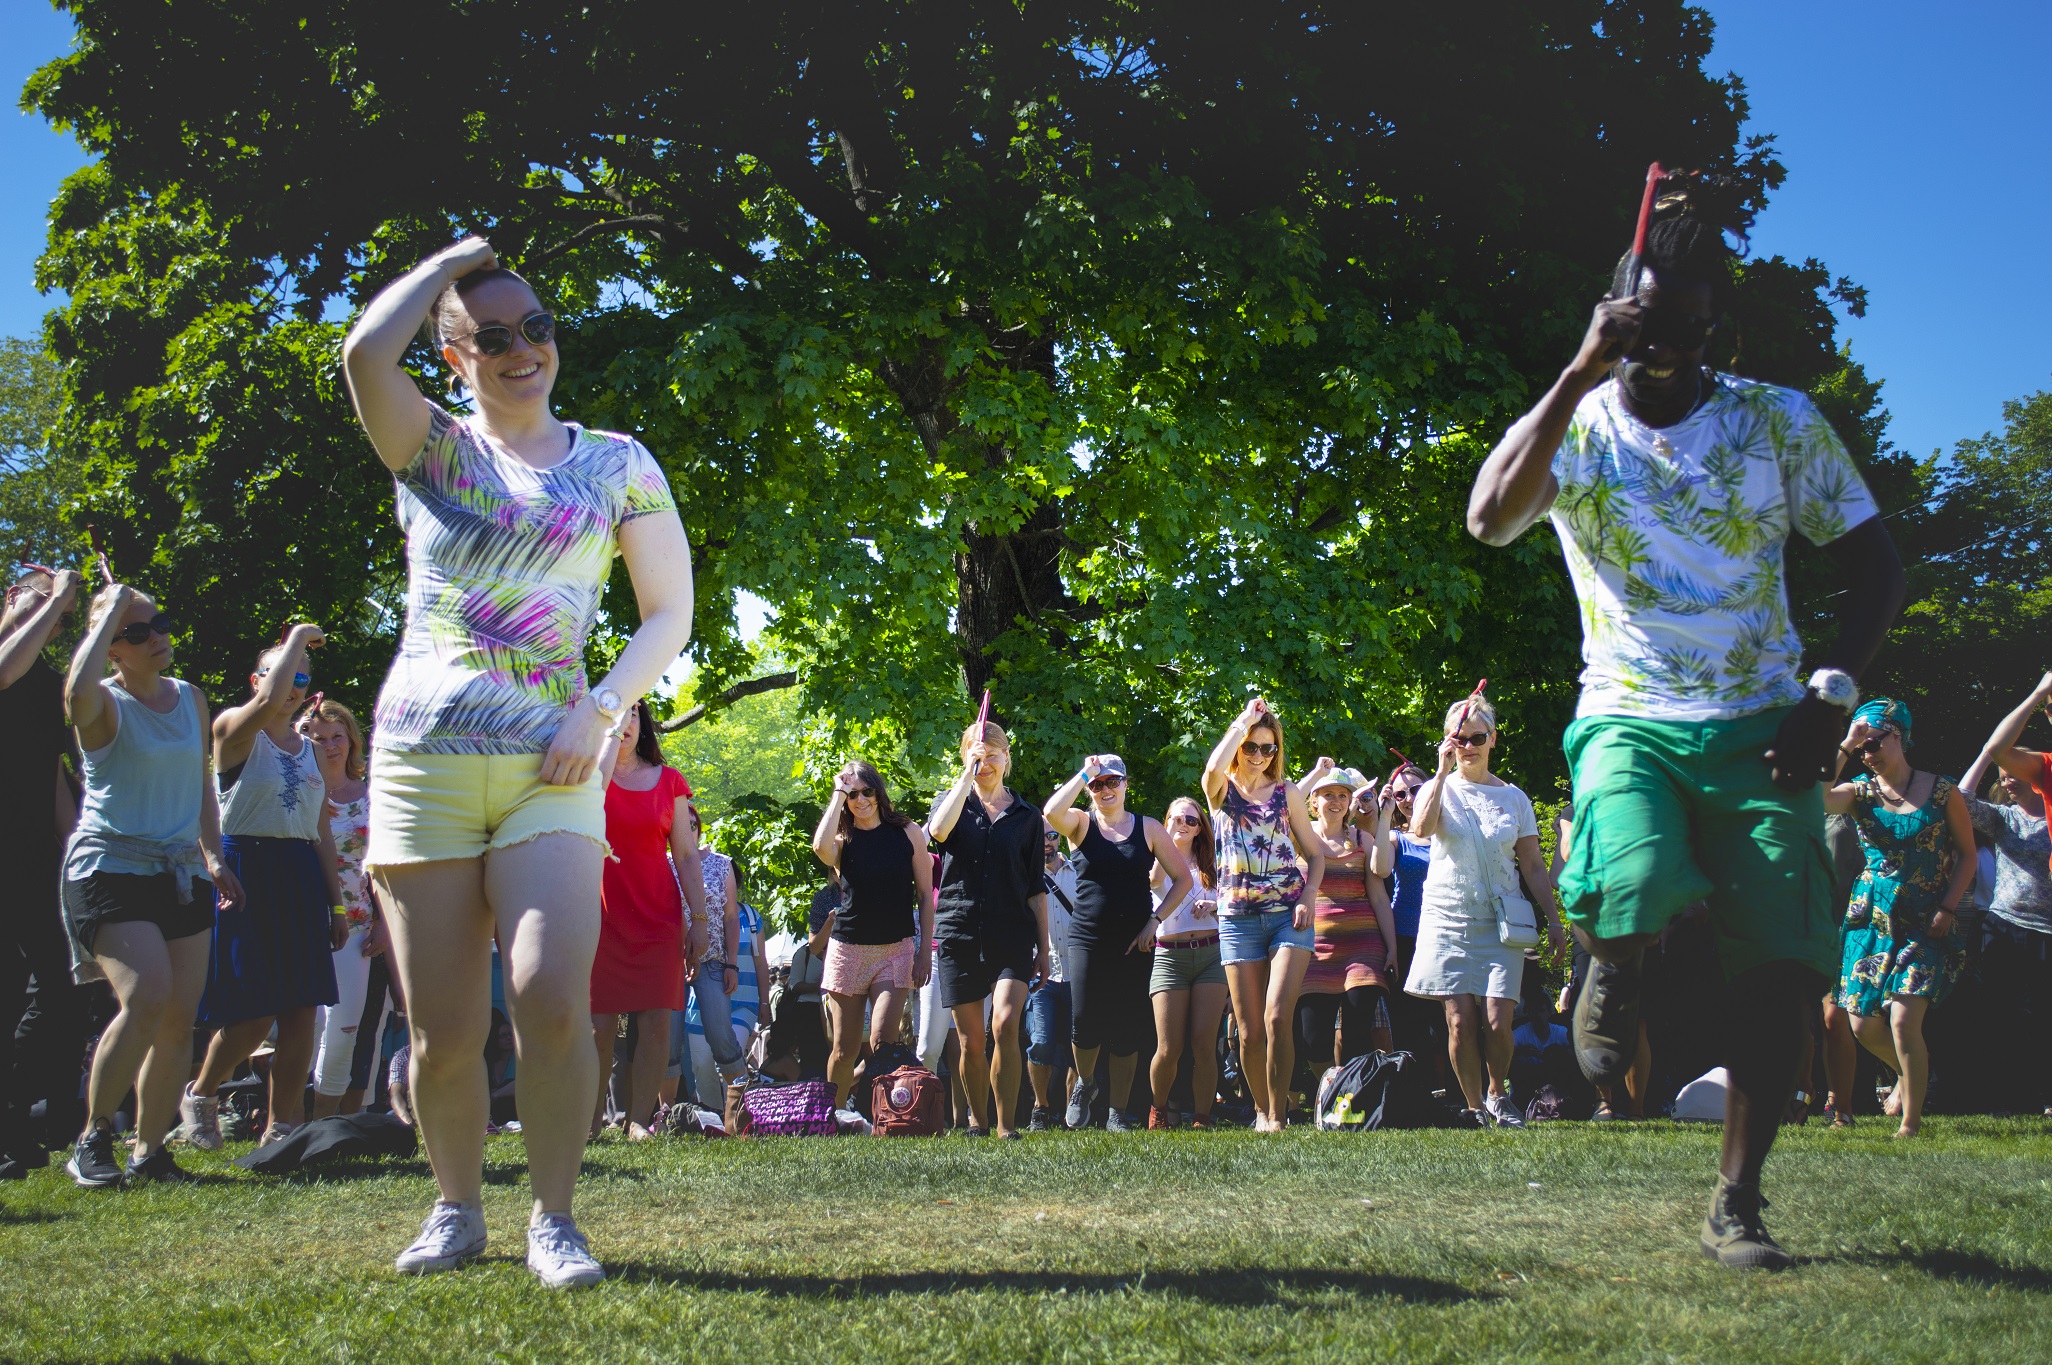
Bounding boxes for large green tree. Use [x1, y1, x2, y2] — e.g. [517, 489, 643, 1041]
[25, 0, 1886, 807]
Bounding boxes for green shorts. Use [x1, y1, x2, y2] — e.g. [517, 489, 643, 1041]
[1558, 706, 1838, 982]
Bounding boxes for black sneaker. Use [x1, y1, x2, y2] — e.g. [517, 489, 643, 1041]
[1027, 1106, 1054, 1133]
[66, 1125, 124, 1189]
[1700, 1178, 1793, 1270]
[1064, 1077, 1098, 1131]
[126, 1149, 194, 1185]
[1573, 949, 1645, 1089]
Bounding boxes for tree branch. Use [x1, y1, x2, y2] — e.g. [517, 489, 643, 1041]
[529, 212, 760, 281]
[660, 670, 799, 732]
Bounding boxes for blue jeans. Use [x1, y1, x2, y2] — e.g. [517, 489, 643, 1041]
[1219, 909, 1314, 965]
[671, 971, 747, 1091]
[1026, 979, 1072, 1084]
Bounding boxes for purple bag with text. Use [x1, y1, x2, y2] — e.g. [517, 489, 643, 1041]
[738, 1079, 838, 1137]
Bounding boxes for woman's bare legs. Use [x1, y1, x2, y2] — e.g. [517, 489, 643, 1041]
[1887, 995, 1930, 1135]
[590, 1013, 620, 1137]
[1483, 996, 1517, 1099]
[1821, 999, 1858, 1116]
[379, 857, 494, 1206]
[1149, 989, 1188, 1110]
[1225, 960, 1274, 1123]
[825, 994, 866, 1107]
[1187, 981, 1229, 1119]
[625, 1009, 670, 1133]
[486, 835, 604, 1218]
[1443, 994, 1488, 1111]
[1262, 948, 1312, 1127]
[87, 924, 211, 1159]
[266, 1005, 319, 1132]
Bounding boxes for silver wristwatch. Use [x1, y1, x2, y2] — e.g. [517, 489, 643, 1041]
[1806, 668, 1859, 713]
[591, 686, 626, 722]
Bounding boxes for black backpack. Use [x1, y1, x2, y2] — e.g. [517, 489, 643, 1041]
[1315, 1050, 1472, 1131]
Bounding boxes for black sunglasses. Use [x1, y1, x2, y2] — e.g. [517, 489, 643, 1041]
[1088, 776, 1125, 791]
[457, 312, 555, 357]
[1240, 741, 1278, 758]
[1855, 735, 1892, 756]
[1637, 309, 1717, 353]
[1172, 812, 1202, 826]
[1451, 731, 1491, 748]
[846, 785, 877, 800]
[114, 613, 177, 645]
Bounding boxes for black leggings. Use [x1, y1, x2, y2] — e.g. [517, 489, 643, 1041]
[1068, 937, 1153, 1057]
[1296, 986, 1384, 1070]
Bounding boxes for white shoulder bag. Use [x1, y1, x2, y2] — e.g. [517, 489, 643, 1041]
[1448, 782, 1540, 950]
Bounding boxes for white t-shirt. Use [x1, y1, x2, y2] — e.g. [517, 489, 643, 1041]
[1153, 879, 1221, 938]
[1419, 776, 1539, 925]
[1550, 374, 1879, 720]
[1041, 863, 1078, 983]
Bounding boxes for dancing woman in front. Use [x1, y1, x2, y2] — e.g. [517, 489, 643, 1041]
[1202, 700, 1324, 1131]
[342, 237, 694, 1287]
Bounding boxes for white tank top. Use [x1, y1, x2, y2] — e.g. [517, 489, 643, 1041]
[1153, 879, 1220, 938]
[218, 728, 327, 840]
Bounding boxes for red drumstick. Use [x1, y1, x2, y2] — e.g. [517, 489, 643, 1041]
[85, 525, 113, 585]
[1618, 162, 1664, 300]
[1456, 677, 1489, 730]
[971, 688, 992, 774]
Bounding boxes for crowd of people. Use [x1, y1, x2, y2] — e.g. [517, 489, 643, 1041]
[4, 182, 2047, 1288]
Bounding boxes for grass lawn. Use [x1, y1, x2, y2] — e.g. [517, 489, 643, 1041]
[2, 1117, 2048, 1363]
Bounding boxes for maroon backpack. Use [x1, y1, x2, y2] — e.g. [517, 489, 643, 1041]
[872, 1065, 946, 1136]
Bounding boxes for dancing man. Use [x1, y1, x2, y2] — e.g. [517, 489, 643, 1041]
[1466, 189, 1903, 1266]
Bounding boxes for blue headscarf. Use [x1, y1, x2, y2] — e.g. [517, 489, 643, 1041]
[1852, 696, 1913, 748]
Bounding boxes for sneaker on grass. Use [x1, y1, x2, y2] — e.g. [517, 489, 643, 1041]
[1026, 1106, 1054, 1133]
[1484, 1093, 1526, 1129]
[1064, 1077, 1097, 1131]
[178, 1086, 222, 1152]
[66, 1124, 123, 1189]
[127, 1149, 194, 1185]
[395, 1200, 487, 1275]
[1104, 1108, 1136, 1133]
[1700, 1178, 1793, 1270]
[527, 1213, 604, 1289]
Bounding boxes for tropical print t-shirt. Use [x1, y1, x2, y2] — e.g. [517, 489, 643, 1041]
[1549, 374, 1879, 720]
[373, 403, 678, 754]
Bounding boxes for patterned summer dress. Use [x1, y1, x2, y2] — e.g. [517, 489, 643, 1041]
[1836, 775, 1967, 1014]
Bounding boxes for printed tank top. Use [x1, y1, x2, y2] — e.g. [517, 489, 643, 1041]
[1214, 779, 1306, 916]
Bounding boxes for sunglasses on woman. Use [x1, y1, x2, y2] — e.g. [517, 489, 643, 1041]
[258, 667, 312, 688]
[113, 613, 177, 645]
[456, 312, 555, 357]
[845, 786, 876, 800]
[1172, 812, 1202, 826]
[1087, 776, 1125, 793]
[1451, 731, 1490, 748]
[1239, 741, 1278, 758]
[1855, 735, 1893, 755]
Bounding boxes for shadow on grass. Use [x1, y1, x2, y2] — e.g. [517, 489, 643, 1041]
[0, 1206, 61, 1225]
[608, 1264, 1486, 1305]
[1849, 1248, 2052, 1294]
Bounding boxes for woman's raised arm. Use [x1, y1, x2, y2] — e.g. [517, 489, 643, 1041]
[341, 237, 499, 471]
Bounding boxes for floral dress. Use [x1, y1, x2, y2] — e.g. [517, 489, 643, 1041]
[1837, 776, 1967, 1014]
[329, 796, 374, 932]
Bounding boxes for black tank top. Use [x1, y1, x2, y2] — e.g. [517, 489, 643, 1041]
[835, 820, 918, 945]
[1070, 813, 1156, 946]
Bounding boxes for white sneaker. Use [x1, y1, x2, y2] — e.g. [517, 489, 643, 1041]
[178, 1086, 222, 1151]
[1485, 1093, 1526, 1129]
[395, 1200, 487, 1274]
[526, 1213, 605, 1289]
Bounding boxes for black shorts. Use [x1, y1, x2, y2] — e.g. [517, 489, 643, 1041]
[936, 936, 1036, 1009]
[62, 871, 216, 967]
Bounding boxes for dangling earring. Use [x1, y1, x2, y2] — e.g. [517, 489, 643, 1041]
[446, 371, 467, 402]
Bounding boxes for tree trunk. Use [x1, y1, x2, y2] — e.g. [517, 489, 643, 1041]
[877, 332, 1066, 708]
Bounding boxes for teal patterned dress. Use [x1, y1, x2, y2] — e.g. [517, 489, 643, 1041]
[1836, 776, 1967, 1014]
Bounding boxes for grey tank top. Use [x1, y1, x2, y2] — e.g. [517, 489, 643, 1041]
[67, 677, 204, 879]
[219, 728, 326, 840]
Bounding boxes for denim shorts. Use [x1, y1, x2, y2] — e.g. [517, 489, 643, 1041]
[1218, 909, 1313, 965]
[1024, 979, 1072, 1066]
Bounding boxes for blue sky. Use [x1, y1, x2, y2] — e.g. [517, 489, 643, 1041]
[2, 0, 2046, 460]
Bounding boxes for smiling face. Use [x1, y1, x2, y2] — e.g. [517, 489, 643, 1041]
[106, 596, 171, 674]
[302, 716, 350, 778]
[440, 274, 557, 413]
[1088, 771, 1127, 813]
[1314, 784, 1352, 824]
[1166, 798, 1204, 851]
[1618, 271, 1715, 413]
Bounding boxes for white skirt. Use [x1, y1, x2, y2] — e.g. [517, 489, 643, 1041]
[1404, 910, 1525, 1001]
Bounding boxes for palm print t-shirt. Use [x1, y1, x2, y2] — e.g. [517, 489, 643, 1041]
[374, 403, 678, 754]
[1549, 374, 1878, 721]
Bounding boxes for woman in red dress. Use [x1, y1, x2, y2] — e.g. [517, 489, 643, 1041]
[589, 701, 706, 1138]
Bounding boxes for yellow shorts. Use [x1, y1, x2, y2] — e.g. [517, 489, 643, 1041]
[366, 749, 607, 869]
